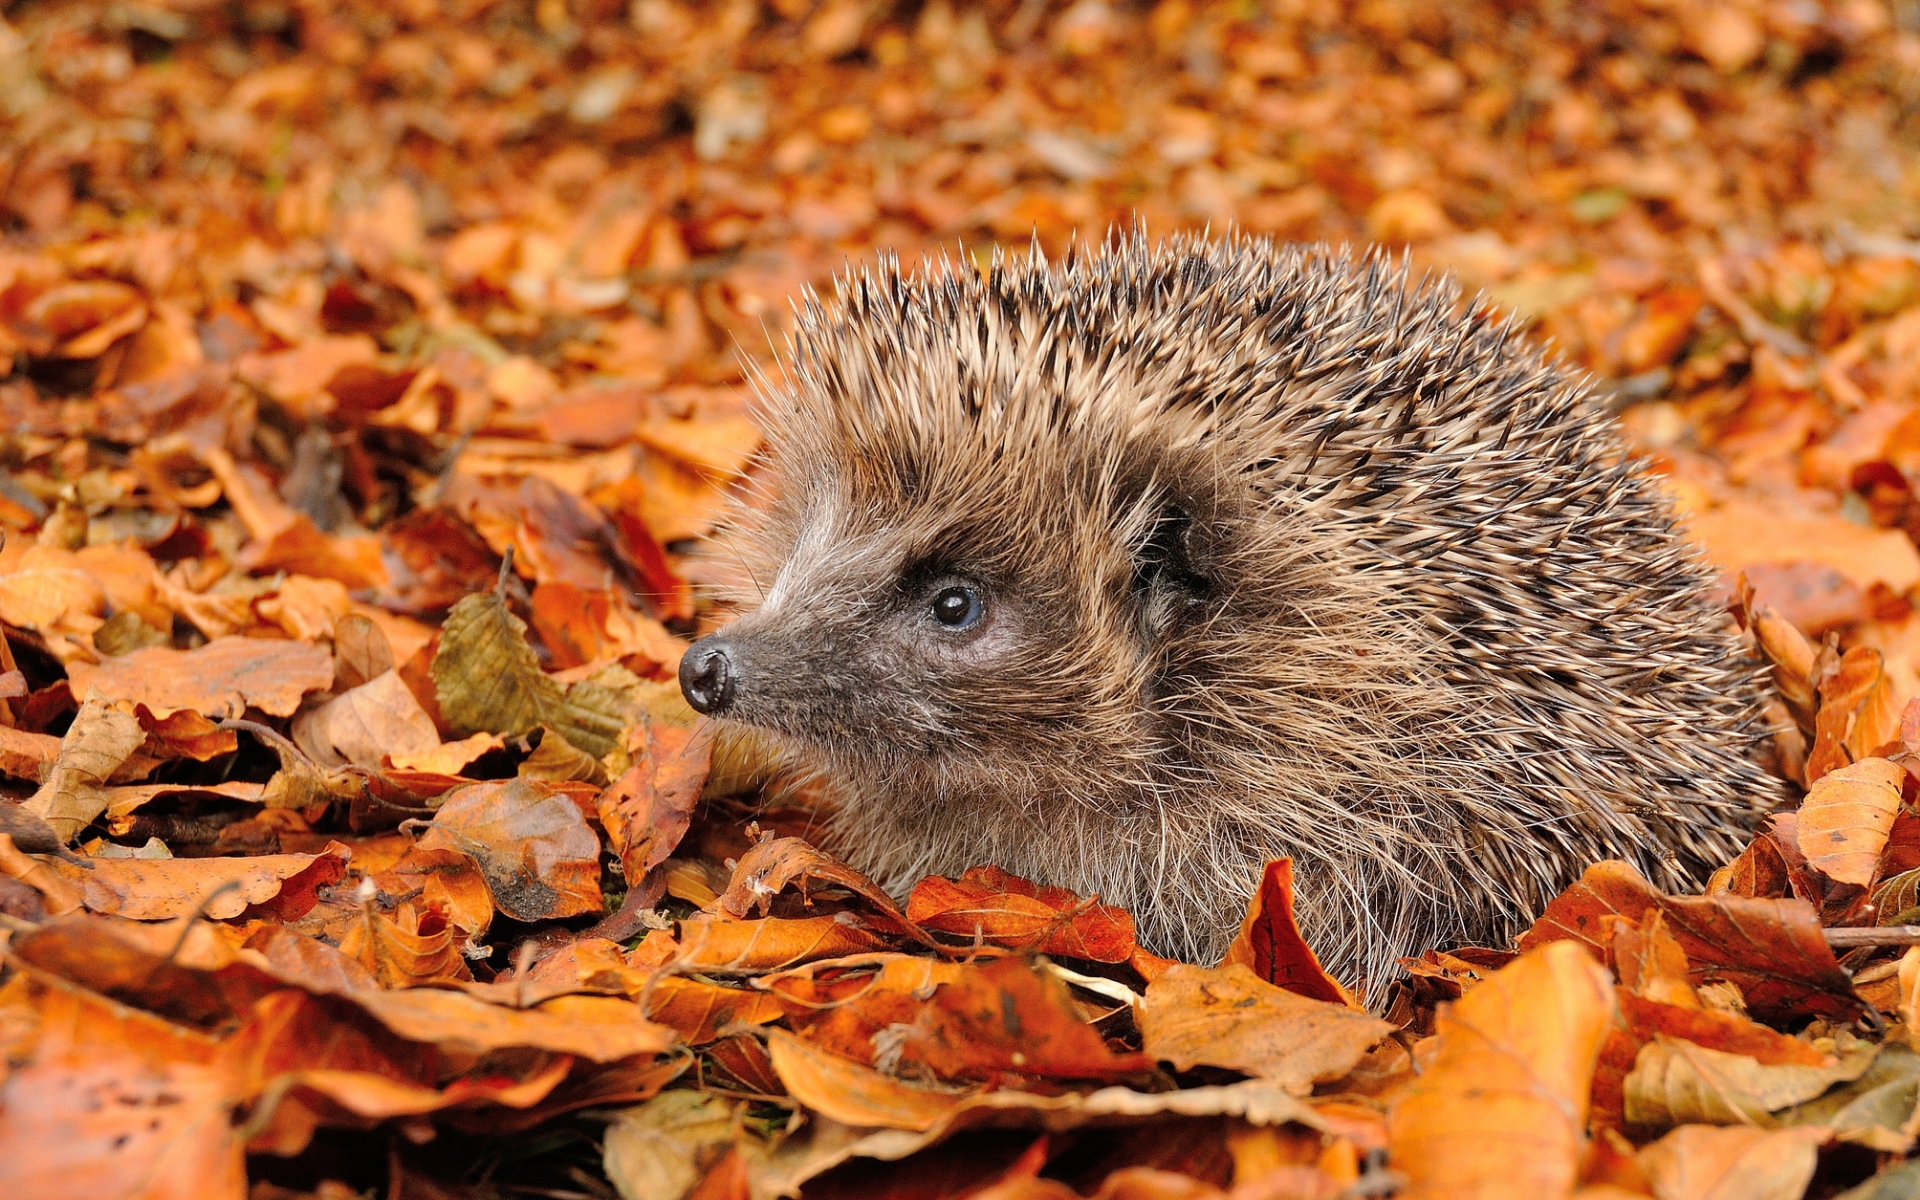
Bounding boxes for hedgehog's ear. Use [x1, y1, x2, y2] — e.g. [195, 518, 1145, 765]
[1131, 505, 1212, 635]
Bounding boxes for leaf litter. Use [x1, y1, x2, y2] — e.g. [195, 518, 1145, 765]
[7, 0, 1920, 1196]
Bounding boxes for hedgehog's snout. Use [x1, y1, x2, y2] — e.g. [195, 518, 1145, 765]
[679, 636, 740, 716]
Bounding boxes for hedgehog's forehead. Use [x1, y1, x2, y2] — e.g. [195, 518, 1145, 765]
[770, 401, 1155, 575]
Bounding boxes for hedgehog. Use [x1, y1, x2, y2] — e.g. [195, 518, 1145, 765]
[677, 233, 1789, 992]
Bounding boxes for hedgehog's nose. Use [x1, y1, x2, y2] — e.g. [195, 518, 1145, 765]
[679, 637, 739, 716]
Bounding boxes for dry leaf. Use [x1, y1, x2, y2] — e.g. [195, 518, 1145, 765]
[1796, 757, 1905, 886]
[22, 698, 145, 842]
[907, 866, 1138, 964]
[1622, 1036, 1876, 1128]
[66, 637, 334, 718]
[1140, 963, 1393, 1091]
[1387, 941, 1616, 1198]
[1634, 1125, 1824, 1200]
[1222, 858, 1352, 1005]
[292, 669, 440, 769]
[416, 778, 602, 921]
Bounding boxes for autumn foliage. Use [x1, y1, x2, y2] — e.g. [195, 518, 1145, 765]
[8, 0, 1920, 1196]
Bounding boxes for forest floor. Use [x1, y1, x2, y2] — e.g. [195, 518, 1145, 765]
[6, 0, 1920, 1197]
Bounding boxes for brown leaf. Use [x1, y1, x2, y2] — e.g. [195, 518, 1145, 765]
[674, 913, 898, 973]
[598, 705, 708, 884]
[373, 845, 495, 935]
[431, 587, 631, 758]
[715, 836, 918, 935]
[344, 987, 675, 1063]
[243, 925, 379, 995]
[1140, 963, 1393, 1091]
[1521, 860, 1860, 1022]
[1634, 1125, 1823, 1200]
[906, 866, 1138, 964]
[22, 697, 145, 842]
[44, 841, 350, 921]
[135, 707, 239, 762]
[1749, 603, 1817, 718]
[0, 723, 62, 782]
[1222, 858, 1352, 1004]
[1796, 756, 1904, 886]
[337, 899, 474, 986]
[0, 832, 84, 915]
[602, 1090, 748, 1199]
[66, 636, 335, 718]
[643, 977, 787, 1045]
[332, 611, 397, 691]
[416, 778, 602, 921]
[0, 971, 245, 1200]
[292, 669, 440, 769]
[767, 1026, 979, 1132]
[1808, 646, 1904, 782]
[761, 955, 974, 1065]
[1387, 942, 1615, 1198]
[1622, 1036, 1874, 1128]
[896, 955, 1153, 1085]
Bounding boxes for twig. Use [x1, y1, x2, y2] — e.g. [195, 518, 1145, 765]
[1824, 925, 1920, 948]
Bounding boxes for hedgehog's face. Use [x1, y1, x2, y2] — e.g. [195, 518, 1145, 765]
[678, 462, 1198, 797]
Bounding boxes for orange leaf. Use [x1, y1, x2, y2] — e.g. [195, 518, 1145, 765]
[44, 841, 349, 921]
[1140, 963, 1393, 1090]
[1795, 756, 1904, 886]
[1386, 941, 1616, 1198]
[1522, 860, 1858, 1023]
[643, 976, 786, 1044]
[716, 836, 920, 936]
[417, 778, 603, 921]
[767, 1027, 978, 1132]
[1634, 1125, 1823, 1200]
[1223, 859, 1351, 1005]
[907, 866, 1138, 964]
[674, 913, 897, 972]
[0, 970, 245, 1200]
[897, 955, 1152, 1085]
[598, 717, 708, 885]
[66, 636, 335, 718]
[344, 988, 675, 1064]
[337, 899, 473, 987]
[762, 955, 974, 1065]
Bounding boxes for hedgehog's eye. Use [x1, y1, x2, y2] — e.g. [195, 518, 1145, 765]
[930, 585, 983, 630]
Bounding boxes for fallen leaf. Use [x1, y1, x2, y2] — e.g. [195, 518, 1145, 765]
[1521, 860, 1859, 1022]
[897, 955, 1153, 1085]
[715, 836, 917, 935]
[0, 971, 245, 1200]
[337, 899, 473, 986]
[1140, 963, 1393, 1091]
[292, 669, 440, 770]
[22, 698, 145, 842]
[644, 976, 788, 1045]
[345, 988, 675, 1063]
[1387, 941, 1615, 1198]
[431, 587, 628, 757]
[1623, 1036, 1876, 1128]
[907, 866, 1138, 964]
[66, 636, 334, 718]
[768, 1026, 980, 1131]
[1798, 757, 1905, 886]
[1634, 1125, 1823, 1200]
[45, 841, 350, 921]
[602, 1090, 743, 1200]
[1222, 859, 1352, 1005]
[675, 913, 898, 973]
[598, 704, 708, 884]
[416, 778, 602, 921]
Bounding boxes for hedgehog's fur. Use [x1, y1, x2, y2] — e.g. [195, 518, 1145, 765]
[692, 233, 1788, 993]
